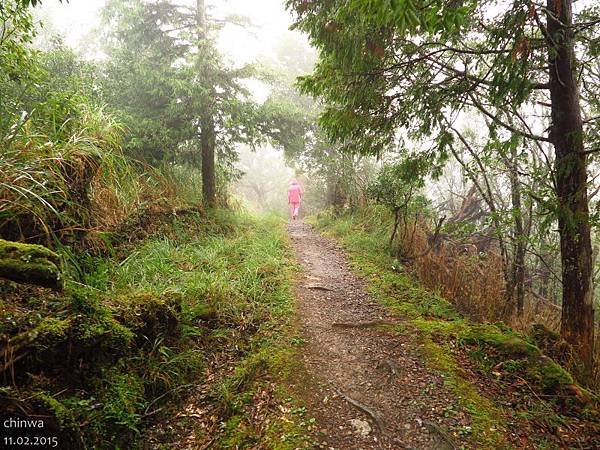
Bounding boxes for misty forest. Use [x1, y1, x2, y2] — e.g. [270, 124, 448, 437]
[1, 0, 600, 448]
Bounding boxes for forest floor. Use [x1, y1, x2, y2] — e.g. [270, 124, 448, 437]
[144, 216, 599, 449]
[289, 221, 470, 450]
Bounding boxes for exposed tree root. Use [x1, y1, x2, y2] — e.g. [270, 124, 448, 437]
[423, 420, 458, 450]
[307, 284, 334, 291]
[331, 385, 386, 434]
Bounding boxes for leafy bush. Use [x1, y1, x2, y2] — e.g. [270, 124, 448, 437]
[367, 157, 431, 254]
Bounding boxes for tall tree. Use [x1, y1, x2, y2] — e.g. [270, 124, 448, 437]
[546, 0, 594, 369]
[196, 0, 216, 206]
[100, 0, 263, 204]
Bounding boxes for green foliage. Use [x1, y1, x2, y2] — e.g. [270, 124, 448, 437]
[367, 157, 431, 211]
[13, 0, 67, 7]
[35, 391, 78, 432]
[0, 14, 203, 243]
[286, 0, 558, 154]
[0, 2, 39, 134]
[99, 0, 197, 165]
[286, 0, 600, 234]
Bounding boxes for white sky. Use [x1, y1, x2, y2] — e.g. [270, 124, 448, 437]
[35, 0, 312, 104]
[36, 0, 308, 67]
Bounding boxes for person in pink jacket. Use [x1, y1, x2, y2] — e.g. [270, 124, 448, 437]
[287, 179, 303, 220]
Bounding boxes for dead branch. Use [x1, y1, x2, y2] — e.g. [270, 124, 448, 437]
[446, 185, 484, 223]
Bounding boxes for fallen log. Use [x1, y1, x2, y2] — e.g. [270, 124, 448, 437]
[0, 239, 63, 290]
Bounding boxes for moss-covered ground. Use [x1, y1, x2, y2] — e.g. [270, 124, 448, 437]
[310, 207, 599, 449]
[0, 210, 312, 449]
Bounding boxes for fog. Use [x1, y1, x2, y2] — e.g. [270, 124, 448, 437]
[36, 0, 314, 214]
[37, 0, 302, 63]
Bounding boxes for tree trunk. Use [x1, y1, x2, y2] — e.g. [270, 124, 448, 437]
[509, 145, 525, 316]
[547, 0, 595, 369]
[390, 207, 400, 250]
[196, 0, 207, 38]
[197, 0, 217, 207]
[201, 113, 216, 207]
[326, 171, 342, 208]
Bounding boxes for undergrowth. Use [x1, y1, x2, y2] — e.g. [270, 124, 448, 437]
[0, 211, 311, 449]
[310, 207, 600, 449]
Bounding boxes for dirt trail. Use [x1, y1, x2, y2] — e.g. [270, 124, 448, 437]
[289, 221, 470, 450]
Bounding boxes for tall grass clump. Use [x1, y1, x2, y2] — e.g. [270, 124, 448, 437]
[1, 99, 204, 247]
[1, 100, 123, 242]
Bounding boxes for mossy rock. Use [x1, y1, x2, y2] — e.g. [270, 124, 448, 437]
[186, 301, 219, 323]
[530, 323, 561, 352]
[0, 239, 63, 290]
[114, 292, 181, 342]
[526, 355, 573, 394]
[12, 317, 72, 354]
[463, 324, 592, 405]
[463, 324, 539, 357]
[3, 317, 70, 348]
[75, 315, 134, 353]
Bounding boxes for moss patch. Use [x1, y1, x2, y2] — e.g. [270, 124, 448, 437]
[421, 337, 508, 448]
[0, 239, 63, 289]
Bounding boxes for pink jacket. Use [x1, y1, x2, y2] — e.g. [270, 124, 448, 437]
[288, 183, 302, 204]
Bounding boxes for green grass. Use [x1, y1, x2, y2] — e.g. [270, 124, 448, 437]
[100, 210, 313, 448]
[1, 210, 312, 449]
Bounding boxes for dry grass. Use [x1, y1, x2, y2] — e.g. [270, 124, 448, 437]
[397, 223, 507, 322]
[399, 217, 600, 390]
